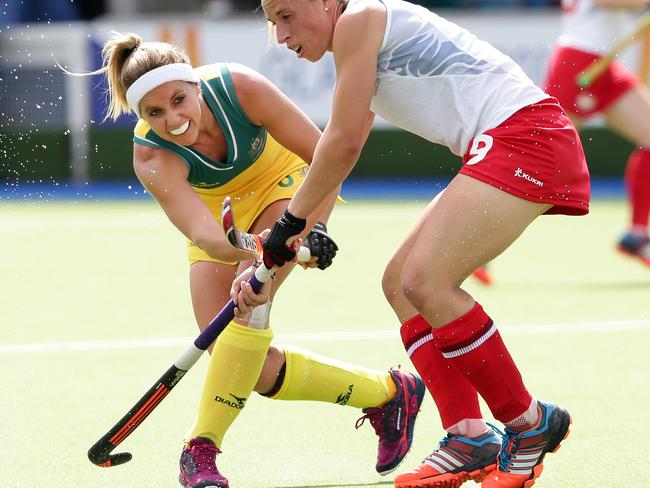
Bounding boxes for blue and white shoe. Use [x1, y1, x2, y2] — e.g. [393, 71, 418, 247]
[395, 429, 501, 487]
[482, 401, 571, 488]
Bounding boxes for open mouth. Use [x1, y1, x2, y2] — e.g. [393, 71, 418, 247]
[290, 44, 302, 56]
[170, 121, 190, 136]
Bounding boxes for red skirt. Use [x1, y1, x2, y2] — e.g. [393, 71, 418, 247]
[459, 98, 590, 216]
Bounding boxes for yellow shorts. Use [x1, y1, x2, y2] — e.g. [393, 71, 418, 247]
[188, 156, 309, 265]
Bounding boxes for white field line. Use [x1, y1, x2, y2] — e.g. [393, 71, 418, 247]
[1, 319, 649, 355]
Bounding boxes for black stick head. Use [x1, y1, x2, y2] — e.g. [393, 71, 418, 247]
[88, 442, 133, 467]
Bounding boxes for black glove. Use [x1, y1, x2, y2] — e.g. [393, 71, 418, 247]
[263, 209, 307, 268]
[305, 222, 339, 270]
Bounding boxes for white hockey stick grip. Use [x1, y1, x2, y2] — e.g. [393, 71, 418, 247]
[296, 245, 311, 262]
[254, 264, 275, 283]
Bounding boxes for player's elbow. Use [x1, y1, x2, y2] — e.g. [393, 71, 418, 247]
[191, 231, 234, 262]
[341, 138, 364, 160]
[327, 132, 364, 168]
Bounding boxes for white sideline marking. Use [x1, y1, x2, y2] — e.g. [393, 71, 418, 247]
[1, 319, 649, 355]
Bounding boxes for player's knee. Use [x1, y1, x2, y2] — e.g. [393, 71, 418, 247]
[381, 258, 403, 307]
[261, 345, 285, 379]
[255, 345, 286, 395]
[266, 345, 285, 365]
[400, 261, 453, 311]
[255, 346, 286, 394]
[400, 267, 430, 310]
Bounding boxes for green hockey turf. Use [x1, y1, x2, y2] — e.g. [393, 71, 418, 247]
[1, 199, 648, 487]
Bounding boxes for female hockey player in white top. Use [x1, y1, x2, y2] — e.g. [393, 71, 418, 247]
[260, 0, 588, 486]
[545, 0, 650, 267]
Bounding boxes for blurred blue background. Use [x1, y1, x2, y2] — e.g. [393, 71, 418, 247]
[0, 0, 637, 199]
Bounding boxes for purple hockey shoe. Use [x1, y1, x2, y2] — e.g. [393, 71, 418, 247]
[179, 437, 228, 488]
[356, 369, 426, 475]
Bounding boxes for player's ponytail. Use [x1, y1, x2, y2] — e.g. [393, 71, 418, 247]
[102, 32, 191, 120]
[62, 32, 192, 121]
[102, 32, 143, 121]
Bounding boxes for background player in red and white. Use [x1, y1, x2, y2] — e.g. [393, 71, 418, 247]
[545, 0, 650, 266]
[260, 1, 588, 487]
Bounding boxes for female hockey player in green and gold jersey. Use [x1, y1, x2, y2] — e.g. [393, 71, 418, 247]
[94, 32, 424, 487]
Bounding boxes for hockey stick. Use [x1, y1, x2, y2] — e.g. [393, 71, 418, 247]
[221, 196, 311, 262]
[87, 200, 310, 468]
[576, 13, 650, 88]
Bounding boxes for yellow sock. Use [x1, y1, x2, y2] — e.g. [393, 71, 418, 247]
[185, 322, 272, 448]
[269, 346, 396, 408]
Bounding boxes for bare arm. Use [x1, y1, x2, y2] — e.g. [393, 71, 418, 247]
[286, 4, 385, 219]
[133, 144, 252, 263]
[230, 64, 340, 224]
[315, 111, 375, 225]
[230, 64, 321, 166]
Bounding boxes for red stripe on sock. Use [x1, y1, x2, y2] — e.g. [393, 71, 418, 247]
[401, 314, 482, 429]
[626, 148, 650, 230]
[429, 303, 533, 423]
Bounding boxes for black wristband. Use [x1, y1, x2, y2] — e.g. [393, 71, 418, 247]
[262, 209, 307, 268]
[282, 209, 307, 232]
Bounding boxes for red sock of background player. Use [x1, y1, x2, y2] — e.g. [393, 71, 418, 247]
[625, 147, 650, 236]
[430, 302, 538, 432]
[401, 314, 489, 437]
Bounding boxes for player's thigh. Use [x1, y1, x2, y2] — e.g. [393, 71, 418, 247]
[190, 260, 238, 331]
[249, 198, 290, 235]
[604, 86, 650, 146]
[404, 173, 551, 286]
[385, 191, 444, 283]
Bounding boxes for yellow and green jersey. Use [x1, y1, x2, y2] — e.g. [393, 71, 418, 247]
[133, 63, 270, 189]
[132, 63, 310, 265]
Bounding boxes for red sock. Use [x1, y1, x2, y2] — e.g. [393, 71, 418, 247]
[625, 148, 650, 232]
[429, 302, 533, 423]
[401, 314, 482, 430]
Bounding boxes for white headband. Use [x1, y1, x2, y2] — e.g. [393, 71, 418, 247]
[126, 63, 200, 118]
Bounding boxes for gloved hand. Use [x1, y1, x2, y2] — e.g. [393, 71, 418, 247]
[262, 209, 306, 268]
[305, 222, 339, 270]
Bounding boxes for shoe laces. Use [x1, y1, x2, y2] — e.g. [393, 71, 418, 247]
[355, 407, 384, 437]
[421, 433, 453, 463]
[492, 425, 521, 472]
[355, 368, 404, 443]
[188, 441, 221, 473]
[355, 399, 402, 443]
[438, 434, 451, 448]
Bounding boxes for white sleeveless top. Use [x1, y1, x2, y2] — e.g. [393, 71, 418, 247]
[348, 0, 547, 156]
[558, 0, 635, 54]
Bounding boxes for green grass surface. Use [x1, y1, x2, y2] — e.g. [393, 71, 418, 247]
[1, 199, 649, 487]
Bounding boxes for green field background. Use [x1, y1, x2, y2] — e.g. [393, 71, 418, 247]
[1, 199, 648, 487]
